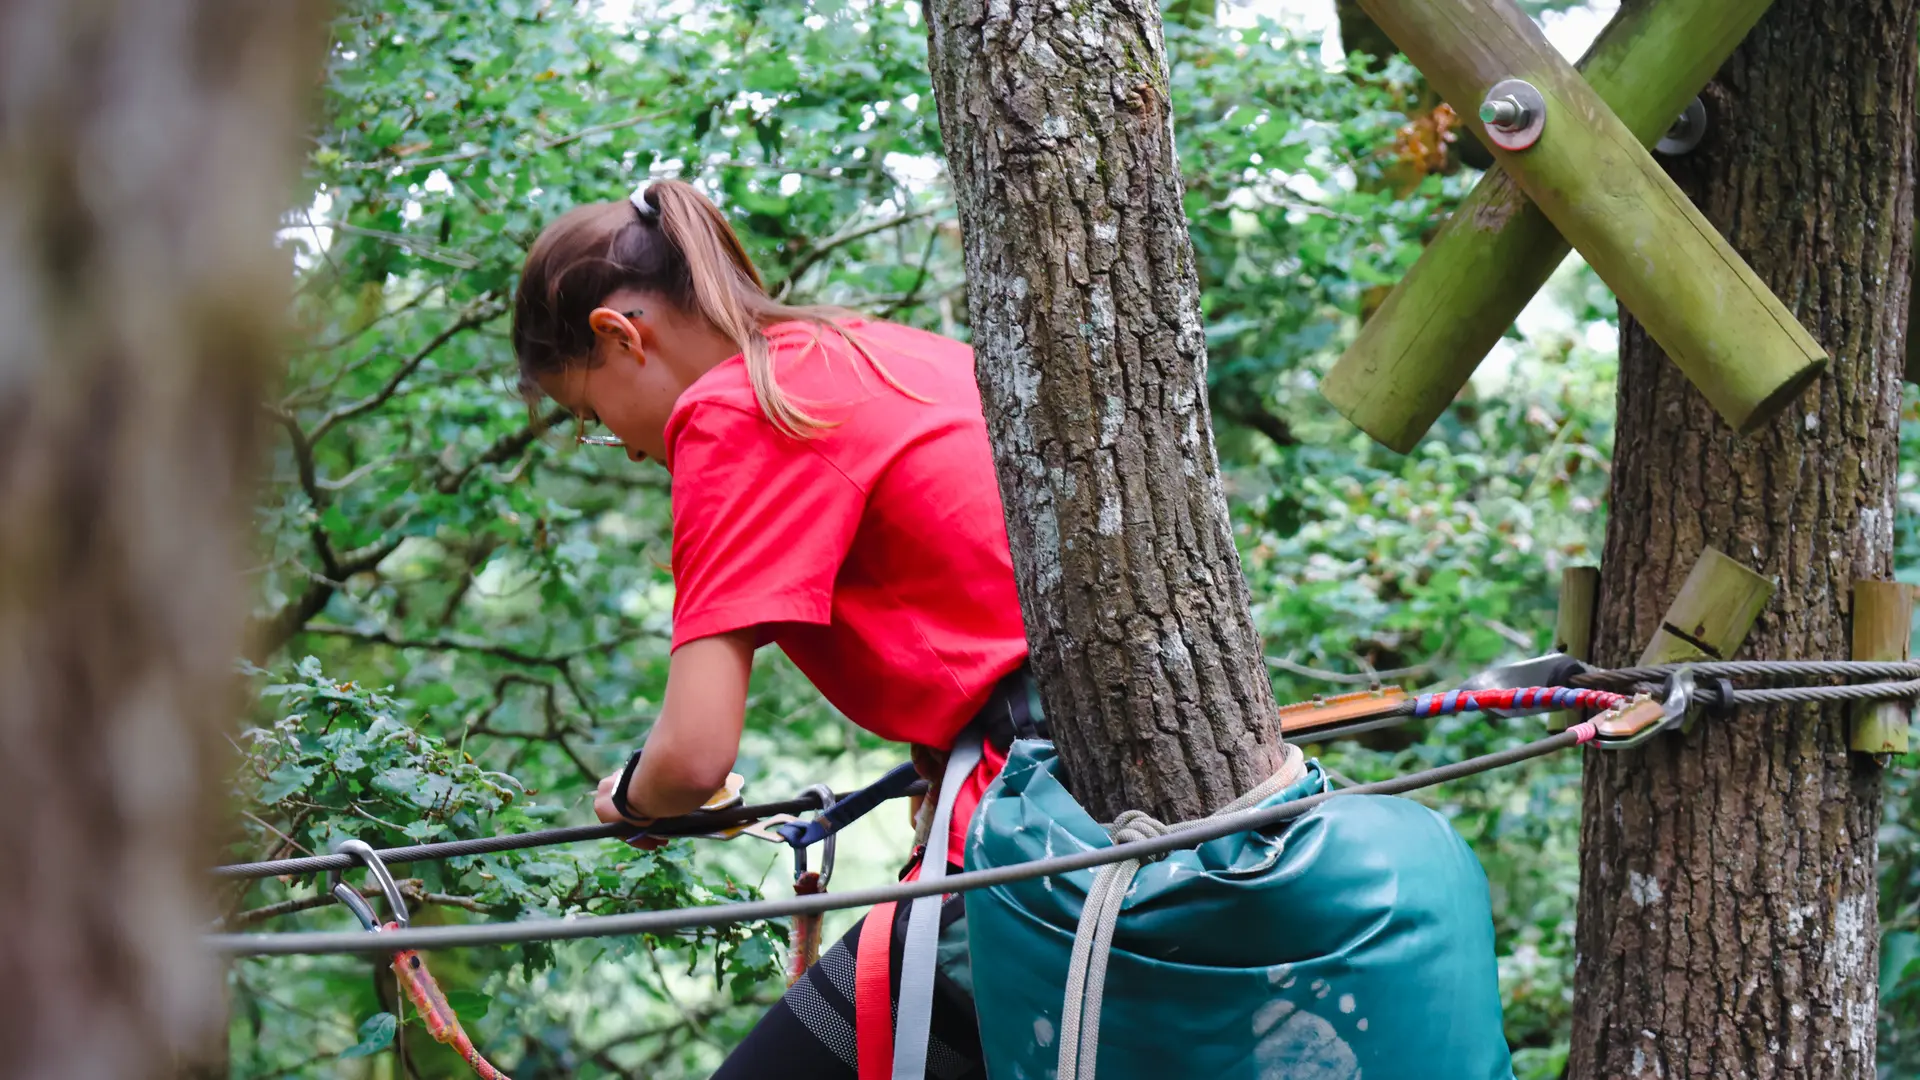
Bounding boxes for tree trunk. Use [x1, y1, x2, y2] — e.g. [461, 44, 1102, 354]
[0, 2, 324, 1076]
[924, 0, 1284, 822]
[1572, 1, 1915, 1076]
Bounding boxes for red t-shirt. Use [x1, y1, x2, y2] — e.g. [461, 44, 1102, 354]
[662, 318, 1028, 856]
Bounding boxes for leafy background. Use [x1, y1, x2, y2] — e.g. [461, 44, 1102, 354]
[224, 0, 1920, 1076]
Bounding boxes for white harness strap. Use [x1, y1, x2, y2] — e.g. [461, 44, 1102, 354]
[891, 732, 984, 1080]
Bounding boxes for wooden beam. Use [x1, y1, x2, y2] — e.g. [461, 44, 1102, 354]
[1548, 565, 1599, 730]
[1849, 580, 1913, 755]
[1324, 0, 1778, 453]
[1639, 547, 1774, 665]
[1331, 0, 1822, 452]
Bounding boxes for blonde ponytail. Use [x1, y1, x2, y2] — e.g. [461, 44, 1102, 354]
[649, 180, 924, 437]
[646, 184, 811, 437]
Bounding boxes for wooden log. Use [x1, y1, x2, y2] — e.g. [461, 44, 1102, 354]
[1849, 580, 1913, 755]
[1548, 565, 1599, 730]
[1323, 0, 1779, 452]
[1335, 0, 1824, 449]
[1639, 547, 1774, 665]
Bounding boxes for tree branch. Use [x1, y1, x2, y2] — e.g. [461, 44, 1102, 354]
[344, 111, 663, 172]
[1265, 653, 1437, 685]
[434, 405, 567, 494]
[461, 671, 603, 782]
[307, 298, 503, 445]
[880, 225, 944, 318]
[1209, 386, 1298, 449]
[250, 406, 566, 656]
[321, 220, 481, 269]
[771, 205, 942, 299]
[222, 878, 504, 928]
[298, 623, 650, 669]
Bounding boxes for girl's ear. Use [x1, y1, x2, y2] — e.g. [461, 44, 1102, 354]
[587, 307, 646, 360]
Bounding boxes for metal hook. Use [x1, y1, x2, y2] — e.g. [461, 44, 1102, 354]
[328, 839, 409, 931]
[796, 783, 836, 888]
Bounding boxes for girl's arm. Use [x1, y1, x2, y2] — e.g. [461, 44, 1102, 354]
[595, 629, 755, 823]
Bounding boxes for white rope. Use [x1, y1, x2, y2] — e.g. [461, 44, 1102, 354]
[1057, 744, 1308, 1080]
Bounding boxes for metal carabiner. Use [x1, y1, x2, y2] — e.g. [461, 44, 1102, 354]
[796, 783, 836, 889]
[329, 839, 410, 932]
[1593, 668, 1698, 750]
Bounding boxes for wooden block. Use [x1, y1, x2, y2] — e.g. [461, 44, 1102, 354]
[1548, 565, 1599, 730]
[1850, 580, 1913, 755]
[1638, 547, 1775, 665]
[1350, 0, 1825, 443]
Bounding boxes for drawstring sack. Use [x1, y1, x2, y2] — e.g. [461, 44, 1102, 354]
[963, 740, 1516, 1080]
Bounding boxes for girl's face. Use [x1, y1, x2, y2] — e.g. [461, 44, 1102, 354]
[536, 290, 688, 466]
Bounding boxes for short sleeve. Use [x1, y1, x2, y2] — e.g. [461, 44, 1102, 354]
[666, 402, 866, 650]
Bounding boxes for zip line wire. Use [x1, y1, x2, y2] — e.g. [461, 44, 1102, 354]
[208, 726, 1591, 957]
[209, 658, 1920, 957]
[213, 784, 926, 881]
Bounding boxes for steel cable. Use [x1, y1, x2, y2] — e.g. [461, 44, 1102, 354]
[206, 729, 1586, 957]
[211, 660, 1920, 949]
[1574, 660, 1920, 687]
[212, 784, 925, 881]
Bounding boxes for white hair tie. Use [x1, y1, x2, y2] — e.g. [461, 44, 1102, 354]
[629, 183, 660, 222]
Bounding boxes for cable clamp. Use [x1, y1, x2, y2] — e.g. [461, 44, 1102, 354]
[1591, 668, 1697, 750]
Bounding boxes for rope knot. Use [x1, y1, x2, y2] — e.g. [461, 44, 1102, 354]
[1104, 809, 1171, 846]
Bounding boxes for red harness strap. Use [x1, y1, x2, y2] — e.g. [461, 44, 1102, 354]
[856, 901, 899, 1080]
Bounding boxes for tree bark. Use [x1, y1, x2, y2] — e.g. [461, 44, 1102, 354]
[0, 2, 325, 1076]
[1572, 1, 1916, 1076]
[925, 0, 1285, 822]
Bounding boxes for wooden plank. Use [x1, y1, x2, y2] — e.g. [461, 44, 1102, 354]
[1548, 565, 1599, 730]
[1849, 580, 1913, 755]
[1639, 547, 1775, 665]
[1337, 0, 1823, 450]
[1279, 687, 1412, 736]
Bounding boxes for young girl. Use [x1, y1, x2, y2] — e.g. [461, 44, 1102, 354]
[512, 179, 1040, 1079]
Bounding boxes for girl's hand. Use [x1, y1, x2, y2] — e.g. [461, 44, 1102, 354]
[595, 773, 667, 850]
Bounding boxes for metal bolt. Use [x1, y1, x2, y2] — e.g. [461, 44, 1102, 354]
[1655, 96, 1708, 157]
[1479, 79, 1547, 152]
[1480, 96, 1530, 131]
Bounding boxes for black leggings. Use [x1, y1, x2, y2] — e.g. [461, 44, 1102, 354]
[712, 893, 985, 1080]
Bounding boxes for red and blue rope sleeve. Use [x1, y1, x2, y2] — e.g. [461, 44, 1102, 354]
[1411, 686, 1626, 719]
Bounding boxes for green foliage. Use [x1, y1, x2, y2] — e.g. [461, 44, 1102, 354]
[230, 0, 1913, 1075]
[340, 1013, 397, 1060]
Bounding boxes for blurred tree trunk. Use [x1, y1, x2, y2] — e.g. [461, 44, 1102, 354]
[0, 2, 325, 1076]
[924, 0, 1285, 823]
[1573, 1, 1915, 1076]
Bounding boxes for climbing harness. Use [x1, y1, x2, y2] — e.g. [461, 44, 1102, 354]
[892, 733, 981, 1080]
[333, 840, 514, 1080]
